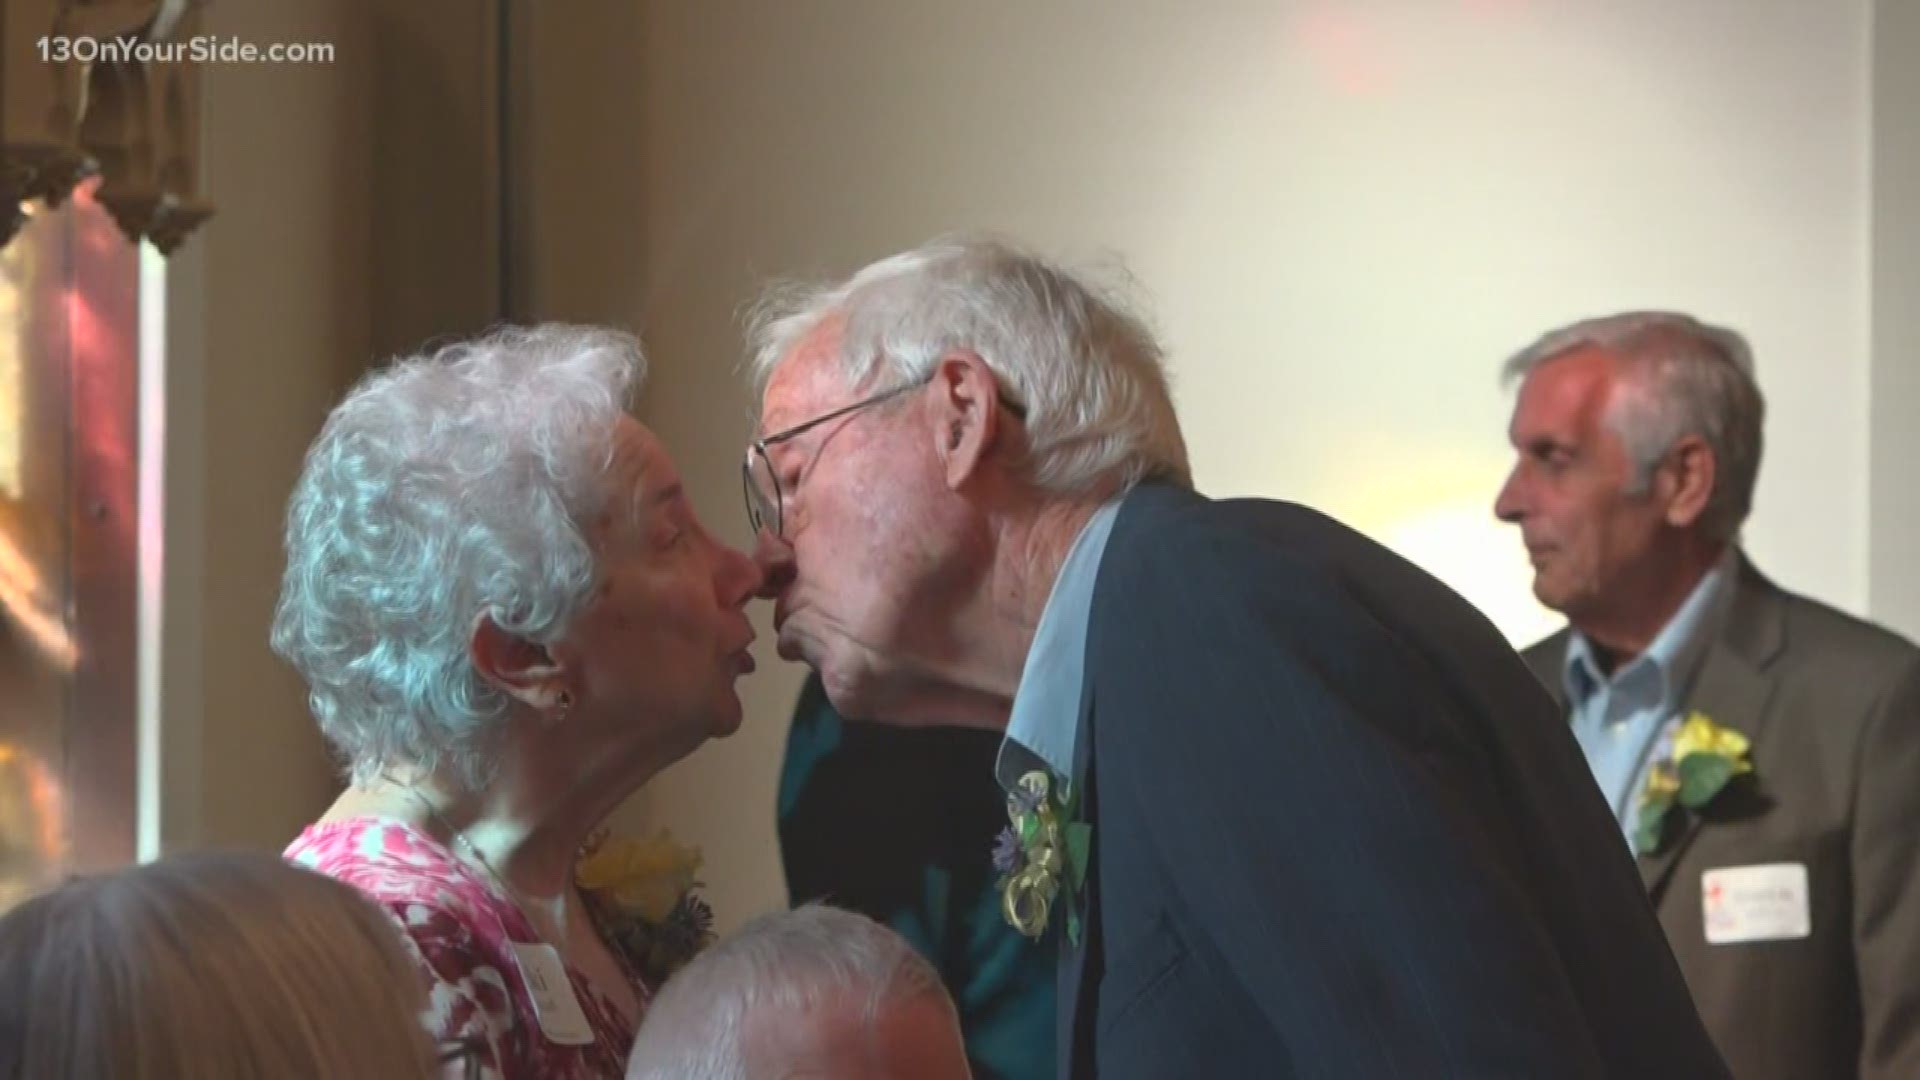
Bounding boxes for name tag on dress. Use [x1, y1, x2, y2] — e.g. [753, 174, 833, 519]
[1702, 863, 1811, 944]
[509, 942, 596, 1045]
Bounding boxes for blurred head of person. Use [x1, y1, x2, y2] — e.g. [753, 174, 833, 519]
[627, 903, 971, 1080]
[0, 850, 444, 1080]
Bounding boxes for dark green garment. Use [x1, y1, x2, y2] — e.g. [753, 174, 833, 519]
[776, 676, 1056, 1080]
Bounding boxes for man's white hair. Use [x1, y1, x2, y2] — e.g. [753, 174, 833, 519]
[626, 903, 957, 1080]
[1502, 310, 1765, 545]
[270, 324, 644, 791]
[747, 235, 1191, 496]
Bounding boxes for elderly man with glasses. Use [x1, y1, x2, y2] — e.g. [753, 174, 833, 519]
[738, 236, 1729, 1080]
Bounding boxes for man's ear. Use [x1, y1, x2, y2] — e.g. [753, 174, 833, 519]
[1659, 435, 1718, 530]
[470, 615, 567, 711]
[929, 351, 1004, 489]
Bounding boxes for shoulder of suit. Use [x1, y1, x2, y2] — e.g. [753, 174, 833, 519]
[1110, 483, 1354, 550]
[1103, 487, 1347, 586]
[1515, 628, 1571, 687]
[1518, 625, 1570, 660]
[1763, 577, 1920, 675]
[1099, 487, 1362, 617]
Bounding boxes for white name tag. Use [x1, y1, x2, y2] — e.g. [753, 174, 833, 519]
[1702, 863, 1811, 945]
[509, 942, 596, 1046]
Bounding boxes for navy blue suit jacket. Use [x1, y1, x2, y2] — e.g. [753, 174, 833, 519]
[1056, 485, 1728, 1078]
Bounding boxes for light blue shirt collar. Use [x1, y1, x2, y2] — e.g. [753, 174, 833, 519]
[1563, 546, 1740, 712]
[994, 496, 1126, 794]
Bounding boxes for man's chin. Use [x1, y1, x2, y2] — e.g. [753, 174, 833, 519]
[773, 625, 812, 664]
[818, 666, 881, 722]
[785, 634, 890, 720]
[1530, 579, 1579, 619]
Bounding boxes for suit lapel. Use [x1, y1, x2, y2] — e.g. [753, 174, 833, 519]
[1638, 560, 1784, 901]
[1056, 678, 1100, 1080]
[1526, 631, 1571, 711]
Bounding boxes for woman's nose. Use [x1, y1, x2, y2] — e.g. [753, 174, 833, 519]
[713, 539, 765, 607]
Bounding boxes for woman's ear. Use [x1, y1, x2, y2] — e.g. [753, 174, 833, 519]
[469, 615, 567, 711]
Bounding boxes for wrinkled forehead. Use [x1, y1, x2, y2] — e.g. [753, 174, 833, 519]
[739, 995, 865, 1075]
[758, 319, 860, 435]
[595, 416, 677, 530]
[744, 993, 953, 1080]
[1513, 346, 1625, 434]
[618, 418, 678, 490]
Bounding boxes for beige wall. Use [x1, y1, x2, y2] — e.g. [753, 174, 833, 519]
[366, 0, 504, 360]
[512, 0, 1882, 927]
[160, 0, 375, 851]
[158, 0, 532, 853]
[1871, 0, 1920, 642]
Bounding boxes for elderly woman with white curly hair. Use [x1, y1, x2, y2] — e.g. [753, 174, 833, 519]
[279, 324, 761, 1079]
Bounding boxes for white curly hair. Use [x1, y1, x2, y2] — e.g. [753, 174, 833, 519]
[270, 324, 645, 790]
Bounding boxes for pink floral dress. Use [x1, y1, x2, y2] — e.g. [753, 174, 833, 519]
[286, 817, 645, 1079]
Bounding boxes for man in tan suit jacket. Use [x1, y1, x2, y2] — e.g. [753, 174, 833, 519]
[1495, 311, 1920, 1080]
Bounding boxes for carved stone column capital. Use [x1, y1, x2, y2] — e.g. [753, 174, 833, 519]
[3, 0, 214, 253]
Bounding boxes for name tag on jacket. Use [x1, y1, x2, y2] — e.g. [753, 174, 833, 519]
[1701, 863, 1811, 944]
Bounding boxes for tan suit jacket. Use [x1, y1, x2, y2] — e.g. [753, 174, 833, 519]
[1524, 560, 1920, 1080]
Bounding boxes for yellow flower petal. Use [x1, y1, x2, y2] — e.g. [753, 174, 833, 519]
[1672, 712, 1750, 763]
[1643, 763, 1681, 799]
[575, 831, 704, 922]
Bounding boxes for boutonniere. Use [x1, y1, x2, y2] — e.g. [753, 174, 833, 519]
[993, 770, 1092, 946]
[575, 829, 716, 987]
[1633, 711, 1755, 857]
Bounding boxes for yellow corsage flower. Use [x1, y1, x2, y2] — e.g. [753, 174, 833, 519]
[1670, 713, 1754, 768]
[1633, 712, 1755, 856]
[576, 829, 715, 984]
[576, 830, 703, 923]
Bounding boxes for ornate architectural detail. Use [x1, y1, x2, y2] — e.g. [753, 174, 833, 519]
[2, 0, 213, 253]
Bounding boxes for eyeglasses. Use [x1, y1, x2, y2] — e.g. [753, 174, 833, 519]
[743, 377, 929, 540]
[742, 376, 1027, 540]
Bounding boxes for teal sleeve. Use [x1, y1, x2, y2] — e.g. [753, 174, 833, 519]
[775, 676, 1055, 1079]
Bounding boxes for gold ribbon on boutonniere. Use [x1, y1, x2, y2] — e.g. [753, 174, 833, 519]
[993, 771, 1092, 945]
[1633, 711, 1755, 856]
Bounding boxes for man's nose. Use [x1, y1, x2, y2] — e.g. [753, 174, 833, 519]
[753, 528, 796, 599]
[1494, 468, 1527, 524]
